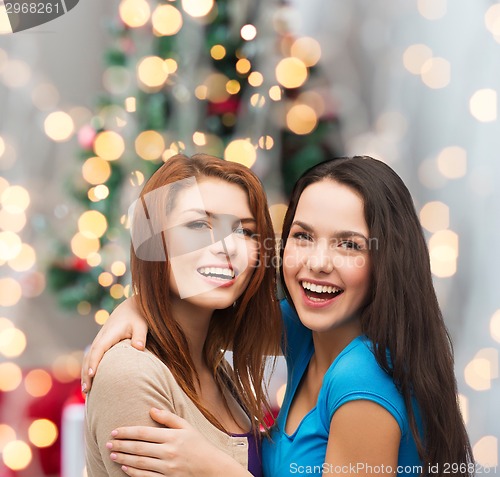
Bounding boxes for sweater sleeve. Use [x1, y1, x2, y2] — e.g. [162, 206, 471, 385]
[85, 340, 175, 477]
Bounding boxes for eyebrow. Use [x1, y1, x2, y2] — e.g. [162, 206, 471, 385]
[291, 220, 369, 242]
[182, 208, 256, 223]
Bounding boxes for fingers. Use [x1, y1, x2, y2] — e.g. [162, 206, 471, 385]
[150, 408, 191, 430]
[120, 465, 160, 477]
[107, 439, 164, 460]
[111, 426, 170, 444]
[110, 451, 164, 474]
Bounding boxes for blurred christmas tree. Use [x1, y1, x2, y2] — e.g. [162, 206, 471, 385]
[47, 0, 343, 319]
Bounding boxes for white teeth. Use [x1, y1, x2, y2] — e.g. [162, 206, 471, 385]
[301, 281, 341, 294]
[199, 267, 235, 279]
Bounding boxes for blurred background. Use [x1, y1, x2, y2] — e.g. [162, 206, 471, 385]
[0, 0, 499, 475]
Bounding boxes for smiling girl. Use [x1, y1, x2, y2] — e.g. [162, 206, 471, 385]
[84, 154, 281, 476]
[83, 156, 472, 477]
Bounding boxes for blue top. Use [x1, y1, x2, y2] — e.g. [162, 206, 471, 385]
[262, 300, 423, 477]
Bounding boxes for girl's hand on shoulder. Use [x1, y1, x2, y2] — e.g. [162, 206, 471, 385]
[108, 408, 243, 477]
[81, 296, 148, 394]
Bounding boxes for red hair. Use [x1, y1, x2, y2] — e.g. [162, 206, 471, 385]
[130, 153, 281, 433]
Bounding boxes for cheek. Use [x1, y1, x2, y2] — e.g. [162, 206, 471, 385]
[282, 243, 303, 282]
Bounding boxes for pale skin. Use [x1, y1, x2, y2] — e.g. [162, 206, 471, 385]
[84, 179, 401, 477]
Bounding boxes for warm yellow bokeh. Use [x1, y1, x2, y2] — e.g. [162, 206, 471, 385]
[269, 203, 288, 234]
[181, 0, 214, 18]
[119, 0, 150, 28]
[290, 37, 321, 67]
[211, 45, 226, 60]
[224, 139, 257, 168]
[78, 210, 108, 239]
[0, 362, 22, 392]
[204, 73, 230, 103]
[135, 130, 165, 160]
[71, 233, 101, 260]
[137, 56, 169, 89]
[276, 57, 308, 89]
[286, 104, 318, 135]
[258, 135, 274, 150]
[419, 201, 449, 233]
[44, 111, 75, 142]
[111, 261, 127, 276]
[2, 440, 32, 471]
[24, 369, 53, 398]
[1, 185, 30, 213]
[28, 419, 58, 448]
[152, 4, 183, 36]
[0, 278, 22, 307]
[0, 424, 16, 452]
[0, 230, 22, 261]
[93, 131, 125, 161]
[417, 0, 447, 20]
[82, 157, 112, 185]
[95, 309, 110, 325]
[0, 327, 26, 358]
[98, 272, 114, 287]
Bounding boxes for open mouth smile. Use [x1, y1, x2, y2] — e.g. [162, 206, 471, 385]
[198, 267, 236, 281]
[300, 280, 344, 304]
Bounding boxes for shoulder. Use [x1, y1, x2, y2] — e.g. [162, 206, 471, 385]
[321, 336, 408, 435]
[89, 339, 176, 401]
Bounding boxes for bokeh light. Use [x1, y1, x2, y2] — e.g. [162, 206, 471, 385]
[490, 310, 500, 343]
[152, 4, 183, 36]
[44, 111, 75, 142]
[469, 89, 497, 122]
[420, 57, 450, 89]
[0, 362, 22, 392]
[269, 204, 287, 233]
[0, 327, 26, 358]
[71, 233, 100, 260]
[78, 210, 108, 239]
[137, 56, 169, 90]
[211, 45, 226, 60]
[0, 278, 22, 307]
[93, 131, 125, 161]
[24, 369, 53, 397]
[119, 0, 150, 28]
[1, 185, 30, 213]
[428, 229, 458, 278]
[241, 24, 257, 41]
[28, 419, 58, 448]
[0, 424, 16, 452]
[204, 73, 231, 103]
[258, 135, 274, 150]
[436, 146, 467, 179]
[8, 242, 37, 271]
[417, 0, 447, 20]
[236, 58, 251, 75]
[286, 104, 317, 135]
[135, 130, 165, 160]
[111, 261, 127, 276]
[403, 44, 433, 75]
[181, 0, 214, 18]
[473, 436, 498, 467]
[276, 57, 308, 89]
[0, 230, 22, 261]
[419, 201, 449, 233]
[95, 309, 110, 325]
[224, 139, 257, 168]
[2, 440, 32, 471]
[290, 37, 321, 67]
[82, 157, 112, 185]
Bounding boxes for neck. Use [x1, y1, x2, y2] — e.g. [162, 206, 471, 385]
[169, 294, 214, 370]
[311, 319, 362, 374]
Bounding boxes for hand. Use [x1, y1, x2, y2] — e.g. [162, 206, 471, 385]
[81, 297, 148, 394]
[107, 408, 224, 477]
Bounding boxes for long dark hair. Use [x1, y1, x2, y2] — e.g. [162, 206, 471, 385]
[130, 153, 282, 434]
[280, 156, 473, 475]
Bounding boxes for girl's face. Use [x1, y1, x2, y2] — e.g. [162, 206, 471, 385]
[283, 179, 372, 333]
[165, 178, 259, 310]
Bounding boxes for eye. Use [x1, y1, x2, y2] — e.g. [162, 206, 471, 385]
[292, 231, 312, 242]
[234, 226, 256, 238]
[339, 240, 362, 251]
[186, 220, 211, 230]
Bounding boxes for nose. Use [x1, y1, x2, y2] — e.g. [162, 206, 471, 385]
[209, 232, 238, 258]
[306, 238, 334, 274]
